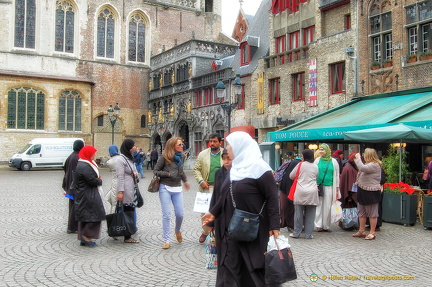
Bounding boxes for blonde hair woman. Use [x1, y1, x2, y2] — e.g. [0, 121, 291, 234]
[352, 148, 382, 240]
[154, 137, 190, 249]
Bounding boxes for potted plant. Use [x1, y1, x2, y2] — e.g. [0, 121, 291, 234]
[383, 58, 393, 68]
[371, 60, 381, 70]
[419, 50, 432, 60]
[407, 53, 417, 63]
[381, 146, 417, 226]
[382, 182, 418, 226]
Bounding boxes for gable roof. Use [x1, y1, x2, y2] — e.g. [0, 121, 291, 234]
[230, 0, 271, 77]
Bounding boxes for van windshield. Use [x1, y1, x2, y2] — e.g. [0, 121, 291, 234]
[19, 144, 32, 154]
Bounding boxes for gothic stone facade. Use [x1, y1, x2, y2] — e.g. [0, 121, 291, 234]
[0, 0, 222, 162]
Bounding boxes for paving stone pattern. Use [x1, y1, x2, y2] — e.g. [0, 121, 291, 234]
[1, 167, 431, 286]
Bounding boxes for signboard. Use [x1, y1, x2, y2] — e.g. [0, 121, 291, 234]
[308, 59, 317, 106]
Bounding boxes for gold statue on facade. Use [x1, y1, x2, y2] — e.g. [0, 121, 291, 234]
[170, 104, 175, 118]
[187, 100, 192, 114]
[148, 110, 153, 124]
[158, 107, 164, 123]
[171, 72, 175, 84]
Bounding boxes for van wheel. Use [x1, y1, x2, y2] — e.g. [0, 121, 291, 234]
[21, 162, 32, 171]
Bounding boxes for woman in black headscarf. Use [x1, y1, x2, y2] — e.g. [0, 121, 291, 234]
[63, 139, 85, 234]
[116, 139, 140, 243]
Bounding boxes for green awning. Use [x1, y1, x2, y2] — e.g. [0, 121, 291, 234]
[267, 88, 432, 142]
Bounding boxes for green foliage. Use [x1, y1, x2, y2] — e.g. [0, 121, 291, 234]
[381, 145, 411, 183]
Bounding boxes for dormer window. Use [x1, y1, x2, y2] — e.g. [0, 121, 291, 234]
[240, 42, 251, 65]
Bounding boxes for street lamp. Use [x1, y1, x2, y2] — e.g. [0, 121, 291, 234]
[216, 75, 242, 134]
[107, 103, 121, 144]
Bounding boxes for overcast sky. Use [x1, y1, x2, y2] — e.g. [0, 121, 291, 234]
[221, 0, 261, 35]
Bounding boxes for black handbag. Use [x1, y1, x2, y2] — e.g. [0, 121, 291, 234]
[265, 236, 297, 285]
[134, 184, 144, 208]
[227, 182, 266, 242]
[106, 202, 137, 237]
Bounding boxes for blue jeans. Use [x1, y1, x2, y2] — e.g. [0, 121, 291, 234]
[135, 162, 144, 178]
[159, 184, 184, 243]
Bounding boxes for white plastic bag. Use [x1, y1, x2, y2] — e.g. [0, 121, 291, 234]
[267, 235, 291, 252]
[193, 191, 212, 213]
[331, 201, 343, 223]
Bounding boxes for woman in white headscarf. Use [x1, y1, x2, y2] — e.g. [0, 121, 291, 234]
[202, 131, 280, 287]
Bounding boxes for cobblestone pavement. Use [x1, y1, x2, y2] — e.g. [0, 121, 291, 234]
[1, 166, 431, 287]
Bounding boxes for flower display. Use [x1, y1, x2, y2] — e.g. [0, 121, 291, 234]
[383, 182, 415, 195]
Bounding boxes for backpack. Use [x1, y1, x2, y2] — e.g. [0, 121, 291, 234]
[422, 161, 432, 181]
[273, 160, 291, 183]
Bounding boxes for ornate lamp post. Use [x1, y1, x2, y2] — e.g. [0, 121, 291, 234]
[216, 74, 242, 134]
[107, 103, 121, 144]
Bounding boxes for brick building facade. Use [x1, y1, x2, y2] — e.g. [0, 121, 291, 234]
[0, 0, 223, 163]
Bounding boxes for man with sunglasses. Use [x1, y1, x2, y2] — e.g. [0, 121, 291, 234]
[193, 133, 224, 243]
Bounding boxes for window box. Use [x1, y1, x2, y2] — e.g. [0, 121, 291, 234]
[383, 59, 392, 68]
[371, 61, 381, 70]
[407, 54, 417, 63]
[419, 51, 432, 61]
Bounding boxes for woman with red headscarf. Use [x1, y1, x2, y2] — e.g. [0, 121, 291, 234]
[339, 152, 358, 209]
[74, 145, 105, 246]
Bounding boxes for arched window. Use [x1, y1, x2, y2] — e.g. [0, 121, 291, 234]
[140, 115, 146, 128]
[55, 0, 75, 53]
[59, 90, 82, 131]
[14, 0, 36, 48]
[8, 87, 45, 129]
[97, 7, 115, 58]
[129, 12, 146, 62]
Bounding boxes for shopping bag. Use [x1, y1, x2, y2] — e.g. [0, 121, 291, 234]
[193, 191, 212, 213]
[331, 201, 343, 224]
[205, 232, 217, 269]
[106, 202, 137, 237]
[265, 236, 297, 285]
[342, 207, 358, 229]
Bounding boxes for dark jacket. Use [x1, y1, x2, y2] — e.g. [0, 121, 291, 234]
[280, 159, 300, 194]
[74, 161, 105, 222]
[153, 156, 187, 187]
[209, 171, 280, 271]
[63, 151, 79, 195]
[150, 150, 159, 160]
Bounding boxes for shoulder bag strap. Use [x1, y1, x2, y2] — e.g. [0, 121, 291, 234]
[230, 181, 267, 215]
[318, 161, 331, 184]
[121, 155, 138, 184]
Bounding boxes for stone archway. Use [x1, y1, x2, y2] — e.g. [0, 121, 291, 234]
[178, 120, 190, 149]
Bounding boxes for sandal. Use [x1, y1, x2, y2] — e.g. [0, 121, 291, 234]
[365, 233, 376, 240]
[352, 231, 366, 238]
[124, 238, 140, 243]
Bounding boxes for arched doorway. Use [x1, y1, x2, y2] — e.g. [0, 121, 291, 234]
[154, 134, 162, 154]
[178, 121, 190, 149]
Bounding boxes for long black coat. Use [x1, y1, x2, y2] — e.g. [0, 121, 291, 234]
[74, 161, 105, 222]
[210, 171, 280, 273]
[63, 151, 79, 195]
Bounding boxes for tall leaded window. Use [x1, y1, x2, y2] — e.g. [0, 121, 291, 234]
[15, 0, 36, 48]
[370, 11, 392, 62]
[269, 78, 280, 105]
[55, 1, 75, 53]
[128, 13, 146, 62]
[330, 62, 346, 94]
[406, 1, 432, 55]
[59, 90, 81, 131]
[8, 87, 44, 129]
[194, 132, 203, 156]
[292, 73, 305, 101]
[97, 8, 115, 58]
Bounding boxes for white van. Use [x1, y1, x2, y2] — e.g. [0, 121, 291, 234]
[9, 138, 84, 171]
